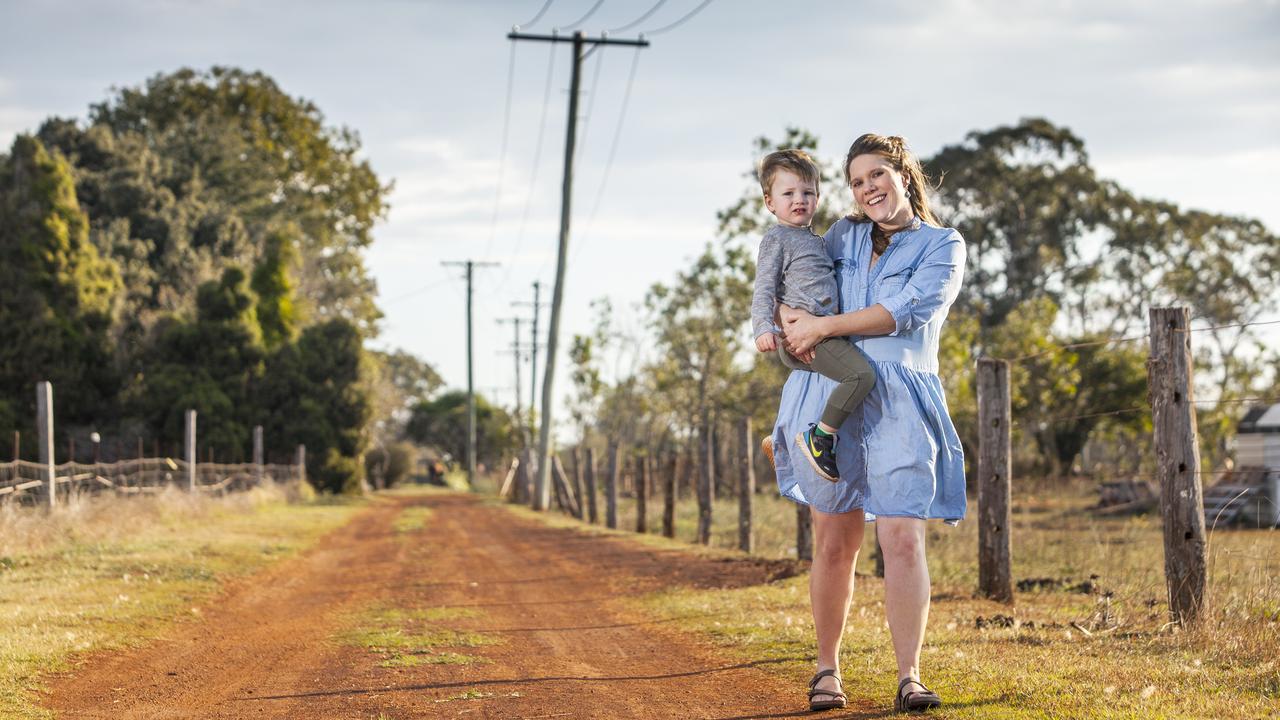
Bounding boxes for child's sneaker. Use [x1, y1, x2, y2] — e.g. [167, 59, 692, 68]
[796, 424, 839, 482]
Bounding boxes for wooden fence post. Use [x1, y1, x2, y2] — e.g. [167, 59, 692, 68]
[738, 417, 754, 553]
[1149, 306, 1207, 625]
[11, 430, 18, 462]
[515, 448, 531, 505]
[977, 357, 1014, 603]
[635, 454, 648, 533]
[584, 448, 599, 524]
[253, 425, 264, 487]
[184, 410, 197, 491]
[36, 381, 55, 509]
[662, 453, 676, 539]
[795, 504, 812, 561]
[552, 455, 580, 517]
[296, 444, 306, 486]
[697, 423, 713, 545]
[605, 440, 620, 529]
[571, 448, 586, 520]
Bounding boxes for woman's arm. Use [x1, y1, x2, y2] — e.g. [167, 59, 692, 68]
[780, 304, 895, 357]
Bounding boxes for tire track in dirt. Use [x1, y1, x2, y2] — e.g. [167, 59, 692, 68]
[44, 492, 880, 718]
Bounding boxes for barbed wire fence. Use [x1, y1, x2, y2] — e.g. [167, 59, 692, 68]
[1, 382, 306, 507]
[496, 306, 1278, 619]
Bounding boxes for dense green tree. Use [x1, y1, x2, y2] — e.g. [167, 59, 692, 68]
[0, 135, 121, 432]
[130, 266, 265, 456]
[256, 319, 372, 492]
[252, 225, 301, 349]
[84, 67, 391, 336]
[406, 391, 517, 470]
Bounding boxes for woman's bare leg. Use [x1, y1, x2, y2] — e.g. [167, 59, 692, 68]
[808, 507, 864, 698]
[877, 517, 930, 688]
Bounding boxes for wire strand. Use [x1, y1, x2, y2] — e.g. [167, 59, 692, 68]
[516, 0, 556, 29]
[499, 43, 559, 296]
[609, 0, 668, 32]
[1180, 318, 1280, 334]
[640, 0, 714, 35]
[481, 40, 519, 264]
[573, 46, 642, 265]
[556, 0, 605, 31]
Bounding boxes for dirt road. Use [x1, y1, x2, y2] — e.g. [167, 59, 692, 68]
[43, 492, 875, 718]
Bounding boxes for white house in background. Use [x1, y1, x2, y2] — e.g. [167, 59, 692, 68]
[1236, 403, 1280, 526]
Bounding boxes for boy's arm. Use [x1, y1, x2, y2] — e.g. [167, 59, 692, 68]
[751, 232, 784, 340]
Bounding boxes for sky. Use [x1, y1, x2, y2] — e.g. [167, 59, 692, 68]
[1, 0, 1278, 432]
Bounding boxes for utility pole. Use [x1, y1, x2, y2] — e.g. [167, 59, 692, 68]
[496, 316, 527, 437]
[508, 28, 650, 511]
[442, 259, 499, 487]
[513, 281, 546, 429]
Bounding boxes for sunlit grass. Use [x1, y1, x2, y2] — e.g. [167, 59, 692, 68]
[507, 479, 1280, 718]
[334, 602, 497, 670]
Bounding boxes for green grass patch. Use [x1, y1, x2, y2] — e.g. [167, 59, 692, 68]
[391, 506, 433, 535]
[336, 601, 497, 670]
[0, 488, 363, 720]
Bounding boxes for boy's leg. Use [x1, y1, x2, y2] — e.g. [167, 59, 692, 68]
[807, 339, 876, 430]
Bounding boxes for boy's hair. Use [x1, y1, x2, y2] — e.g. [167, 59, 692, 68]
[758, 149, 820, 196]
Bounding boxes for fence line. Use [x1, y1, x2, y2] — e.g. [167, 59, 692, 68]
[0, 457, 301, 501]
[996, 316, 1280, 365]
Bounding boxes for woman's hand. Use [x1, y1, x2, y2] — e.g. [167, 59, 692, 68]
[779, 304, 825, 361]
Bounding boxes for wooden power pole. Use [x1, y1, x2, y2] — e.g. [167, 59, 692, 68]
[507, 29, 650, 511]
[442, 259, 499, 487]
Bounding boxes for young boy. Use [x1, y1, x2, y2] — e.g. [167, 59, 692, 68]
[751, 149, 876, 482]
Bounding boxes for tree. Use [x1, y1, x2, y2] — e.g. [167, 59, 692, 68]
[84, 67, 391, 336]
[406, 391, 517, 470]
[0, 134, 121, 435]
[365, 348, 444, 444]
[255, 319, 372, 492]
[130, 266, 265, 457]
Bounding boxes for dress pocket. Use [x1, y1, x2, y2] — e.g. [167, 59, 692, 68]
[873, 269, 912, 303]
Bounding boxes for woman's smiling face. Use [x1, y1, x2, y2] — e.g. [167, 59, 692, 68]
[847, 153, 913, 229]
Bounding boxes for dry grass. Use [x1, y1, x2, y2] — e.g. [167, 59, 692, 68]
[506, 480, 1280, 718]
[0, 483, 362, 720]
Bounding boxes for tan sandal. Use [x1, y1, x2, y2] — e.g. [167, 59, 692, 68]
[808, 669, 847, 712]
[895, 677, 941, 713]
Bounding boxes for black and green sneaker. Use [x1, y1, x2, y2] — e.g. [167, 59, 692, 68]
[796, 424, 839, 482]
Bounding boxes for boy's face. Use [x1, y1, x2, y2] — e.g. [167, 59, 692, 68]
[764, 170, 818, 228]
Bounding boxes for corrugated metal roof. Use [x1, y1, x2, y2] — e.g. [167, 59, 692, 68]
[1239, 404, 1280, 433]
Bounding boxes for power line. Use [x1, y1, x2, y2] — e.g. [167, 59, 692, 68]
[383, 276, 456, 304]
[515, 0, 556, 29]
[640, 0, 714, 35]
[482, 39, 519, 263]
[556, 0, 605, 31]
[504, 42, 560, 292]
[573, 46, 643, 265]
[609, 0, 669, 32]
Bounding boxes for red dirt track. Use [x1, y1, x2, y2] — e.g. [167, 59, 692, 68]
[42, 492, 881, 718]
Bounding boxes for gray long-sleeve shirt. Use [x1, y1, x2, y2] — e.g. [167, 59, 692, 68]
[751, 224, 839, 339]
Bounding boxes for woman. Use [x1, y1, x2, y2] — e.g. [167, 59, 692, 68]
[772, 134, 966, 713]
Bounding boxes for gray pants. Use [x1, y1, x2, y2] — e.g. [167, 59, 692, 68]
[777, 338, 876, 430]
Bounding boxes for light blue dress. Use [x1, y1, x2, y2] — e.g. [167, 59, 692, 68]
[772, 216, 967, 523]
